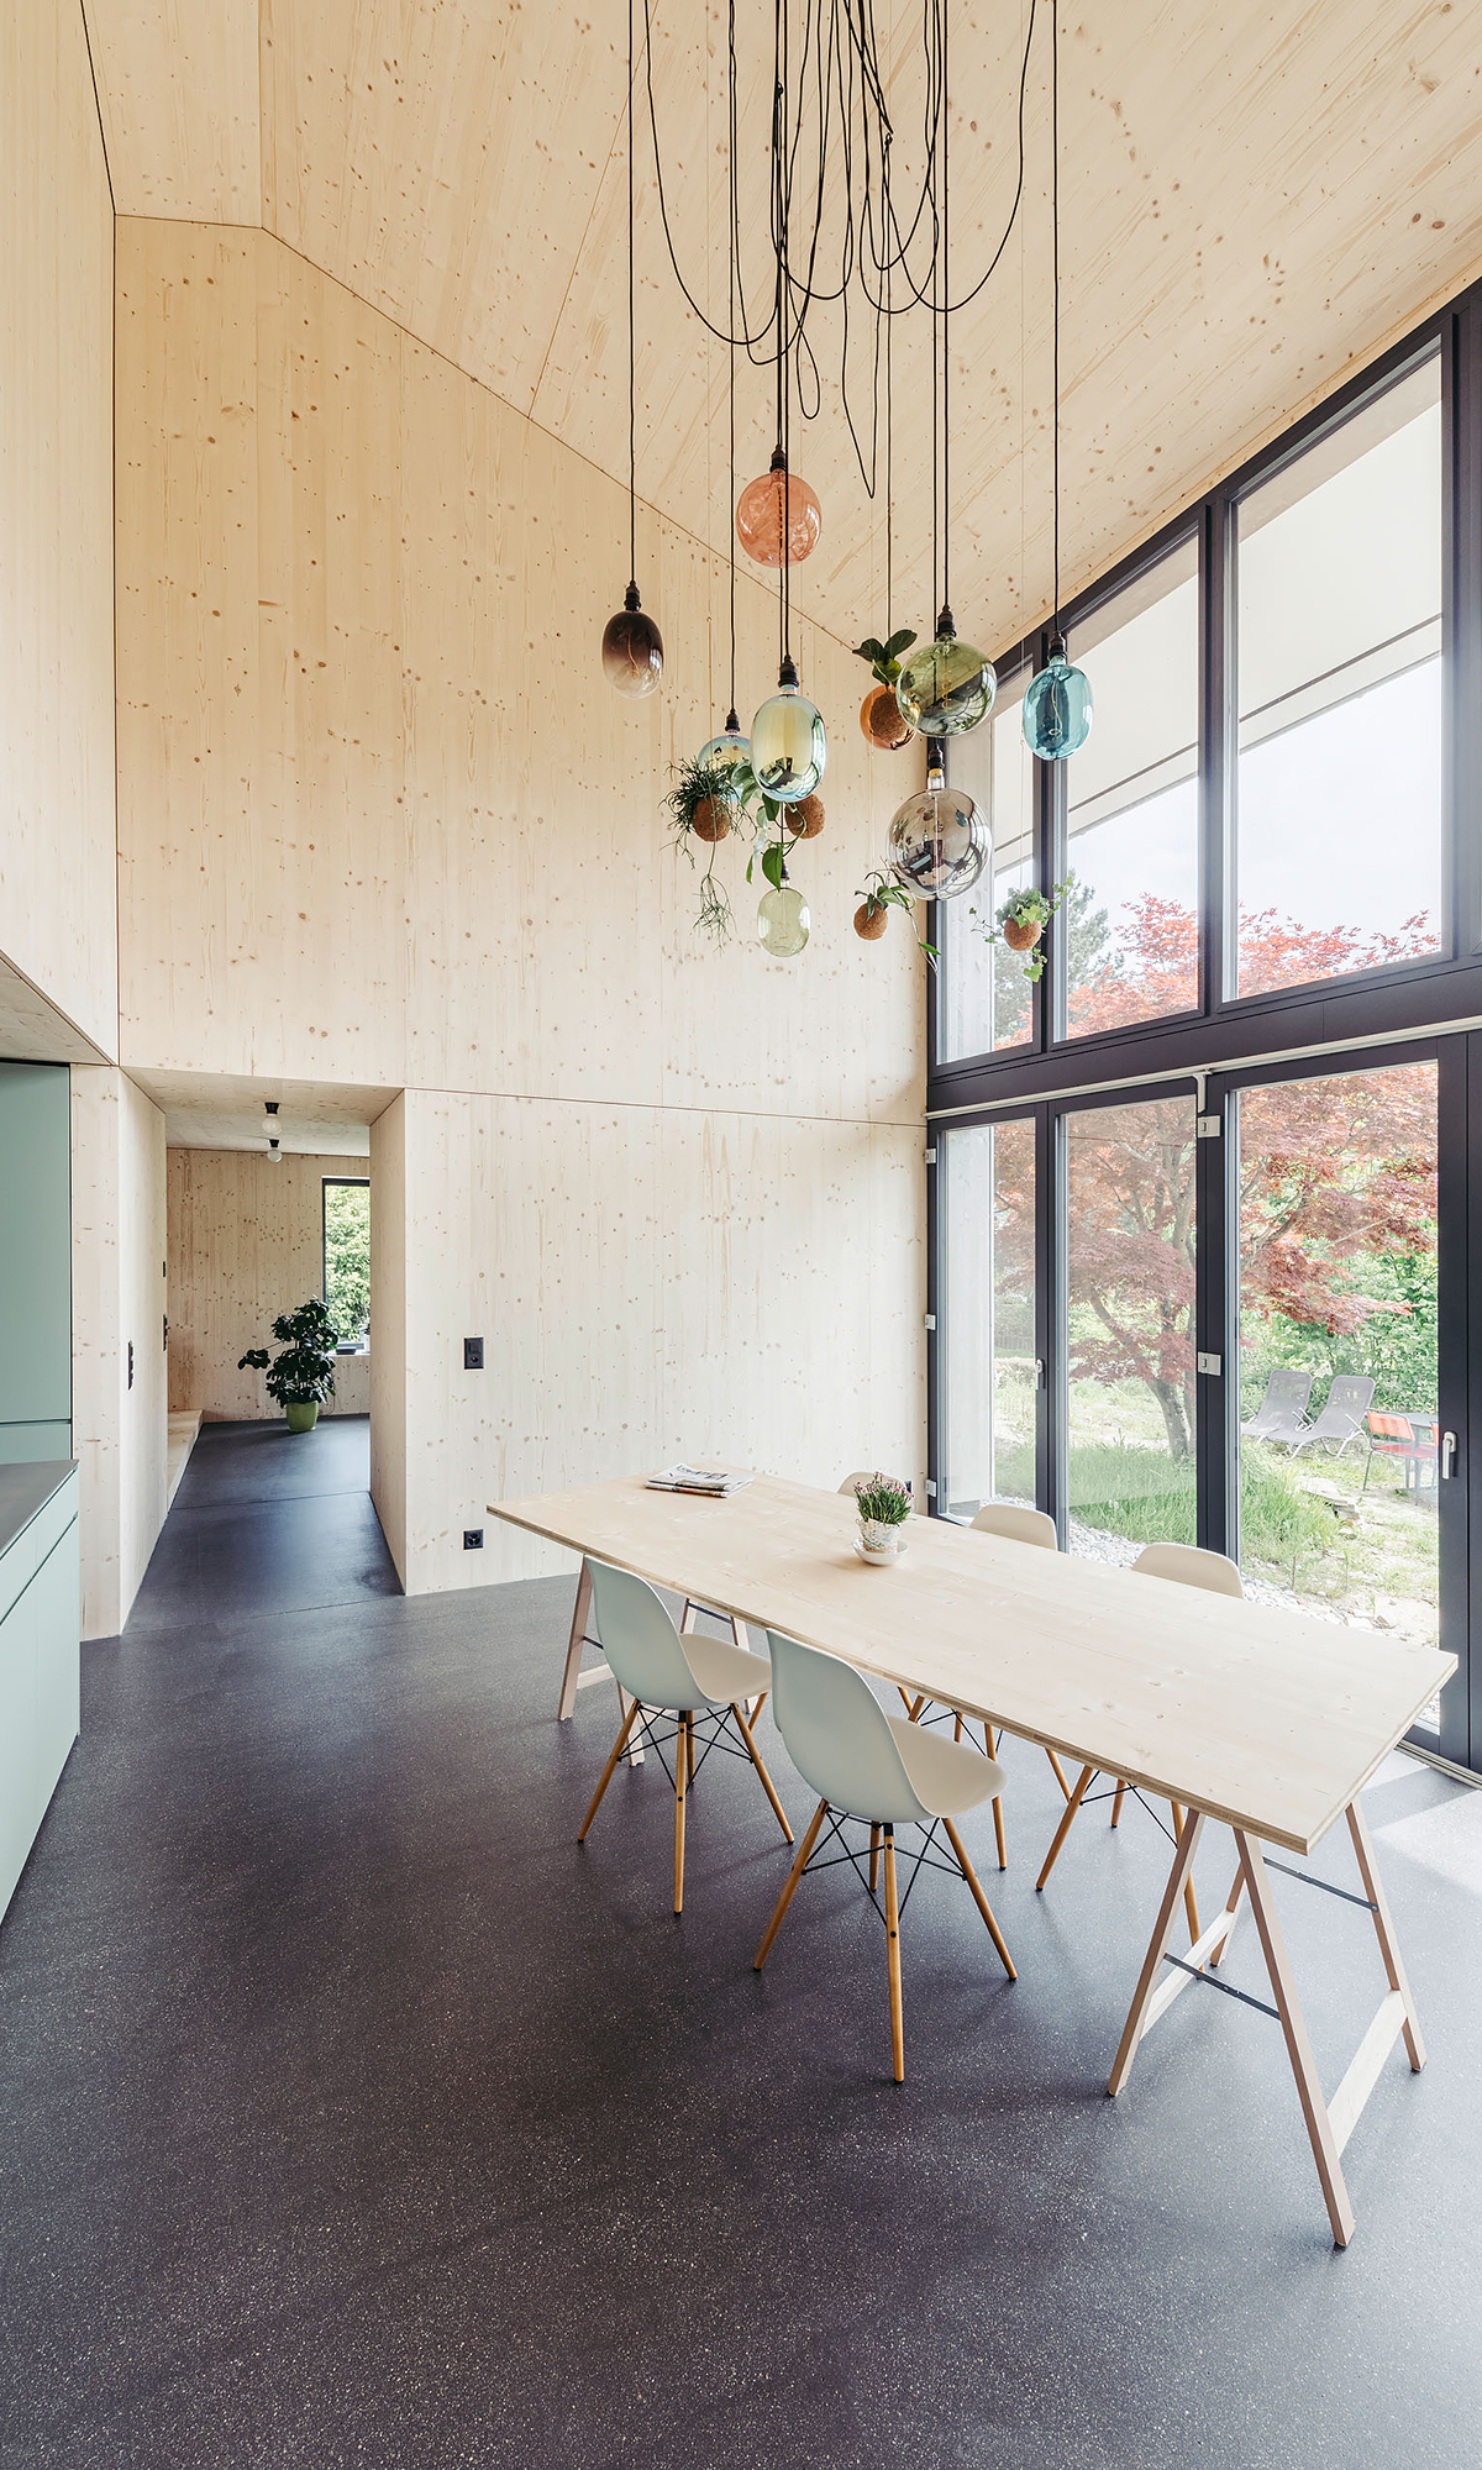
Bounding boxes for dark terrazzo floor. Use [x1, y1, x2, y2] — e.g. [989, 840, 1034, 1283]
[2, 1418, 1481, 2467]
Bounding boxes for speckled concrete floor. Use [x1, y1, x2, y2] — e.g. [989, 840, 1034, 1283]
[3, 1421, 1482, 2467]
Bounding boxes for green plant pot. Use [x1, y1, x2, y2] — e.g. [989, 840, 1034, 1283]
[284, 1401, 320, 1434]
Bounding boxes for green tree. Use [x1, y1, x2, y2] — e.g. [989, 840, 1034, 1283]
[323, 1181, 370, 1341]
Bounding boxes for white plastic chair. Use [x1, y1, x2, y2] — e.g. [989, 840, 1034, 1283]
[578, 1560, 793, 1914]
[754, 1629, 1015, 2081]
[838, 1472, 925, 1728]
[1037, 1541, 1244, 1942]
[967, 1503, 1076, 1816]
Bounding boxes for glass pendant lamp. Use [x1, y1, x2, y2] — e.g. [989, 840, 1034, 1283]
[751, 657, 826, 802]
[757, 881, 810, 957]
[896, 608, 996, 737]
[1023, 638, 1092, 759]
[602, 585, 664, 698]
[888, 748, 988, 899]
[736, 448, 822, 567]
[698, 710, 751, 787]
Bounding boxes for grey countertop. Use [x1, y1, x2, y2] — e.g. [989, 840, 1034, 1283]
[0, 1461, 77, 1562]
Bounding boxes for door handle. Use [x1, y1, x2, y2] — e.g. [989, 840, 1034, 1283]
[1442, 1431, 1458, 1479]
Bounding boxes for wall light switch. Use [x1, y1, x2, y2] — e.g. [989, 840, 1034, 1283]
[127, 1340, 135, 1391]
[464, 1337, 484, 1369]
[463, 1529, 484, 1550]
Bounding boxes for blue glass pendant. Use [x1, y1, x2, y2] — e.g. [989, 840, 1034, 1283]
[1023, 640, 1093, 761]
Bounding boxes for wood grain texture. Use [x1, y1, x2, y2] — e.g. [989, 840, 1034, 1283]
[88, 0, 1482, 651]
[368, 1093, 407, 1584]
[71, 1070, 170, 1639]
[0, 0, 118, 1056]
[115, 218, 921, 1125]
[82, 0, 260, 223]
[491, 1473, 1455, 1854]
[392, 1091, 923, 1595]
[167, 1145, 371, 1420]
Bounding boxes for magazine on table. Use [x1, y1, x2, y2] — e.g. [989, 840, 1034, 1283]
[645, 1464, 752, 1498]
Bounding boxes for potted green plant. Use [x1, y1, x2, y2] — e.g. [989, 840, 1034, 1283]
[974, 878, 1074, 981]
[852, 628, 917, 749]
[852, 1471, 913, 1562]
[238, 1299, 341, 1432]
[664, 753, 742, 846]
[853, 870, 939, 967]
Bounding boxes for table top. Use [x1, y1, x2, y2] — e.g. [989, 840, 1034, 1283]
[491, 1472, 1456, 1854]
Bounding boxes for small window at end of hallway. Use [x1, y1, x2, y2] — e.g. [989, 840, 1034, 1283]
[323, 1178, 370, 1349]
[1235, 350, 1443, 997]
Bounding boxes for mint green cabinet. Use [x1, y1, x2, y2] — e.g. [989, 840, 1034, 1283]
[0, 1061, 71, 1466]
[0, 1467, 79, 1925]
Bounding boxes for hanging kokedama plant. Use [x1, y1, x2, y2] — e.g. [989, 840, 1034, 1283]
[665, 755, 739, 845]
[852, 630, 917, 750]
[785, 792, 825, 839]
[973, 879, 1074, 980]
[854, 871, 938, 967]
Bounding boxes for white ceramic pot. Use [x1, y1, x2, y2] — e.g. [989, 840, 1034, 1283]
[859, 1517, 906, 1563]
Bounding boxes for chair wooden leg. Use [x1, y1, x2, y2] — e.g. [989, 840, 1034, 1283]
[898, 1687, 927, 1722]
[731, 1701, 794, 1842]
[749, 1690, 768, 1727]
[1037, 1763, 1096, 1891]
[953, 1710, 964, 1742]
[868, 1822, 880, 1893]
[1170, 1800, 1201, 1941]
[673, 1712, 690, 1915]
[883, 1828, 905, 2082]
[577, 1694, 643, 1839]
[942, 1816, 1016, 1979]
[991, 1792, 1007, 1872]
[558, 1559, 595, 1720]
[755, 1799, 828, 1968]
[1111, 1780, 1127, 1828]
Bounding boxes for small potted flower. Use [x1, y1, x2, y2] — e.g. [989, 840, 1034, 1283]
[851, 628, 917, 750]
[853, 1471, 913, 1562]
[854, 871, 938, 967]
[974, 878, 1074, 981]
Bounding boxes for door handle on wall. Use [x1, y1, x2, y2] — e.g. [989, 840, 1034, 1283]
[1441, 1431, 1457, 1479]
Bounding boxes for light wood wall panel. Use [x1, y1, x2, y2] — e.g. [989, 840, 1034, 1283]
[82, 0, 260, 224]
[72, 1070, 169, 1638]
[369, 1095, 407, 1584]
[394, 1089, 923, 1592]
[115, 217, 923, 1129]
[0, 0, 118, 1057]
[167, 1145, 372, 1420]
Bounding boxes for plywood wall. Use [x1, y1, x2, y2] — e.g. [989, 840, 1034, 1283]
[0, 0, 118, 1058]
[167, 1147, 373, 1422]
[120, 219, 927, 1593]
[72, 1070, 169, 1638]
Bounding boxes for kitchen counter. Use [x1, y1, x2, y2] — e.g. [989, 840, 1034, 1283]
[0, 1459, 76, 1562]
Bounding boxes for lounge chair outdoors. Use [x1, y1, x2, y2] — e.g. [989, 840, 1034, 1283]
[1240, 1367, 1313, 1443]
[1288, 1373, 1376, 1456]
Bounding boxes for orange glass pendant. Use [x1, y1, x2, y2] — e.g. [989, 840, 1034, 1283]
[736, 448, 822, 568]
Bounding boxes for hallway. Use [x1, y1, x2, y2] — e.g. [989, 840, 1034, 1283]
[3, 1433, 1482, 2466]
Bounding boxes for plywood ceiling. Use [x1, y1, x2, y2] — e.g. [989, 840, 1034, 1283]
[83, 1, 1482, 653]
[128, 1067, 395, 1154]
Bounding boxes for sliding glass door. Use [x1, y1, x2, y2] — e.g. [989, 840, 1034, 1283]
[938, 1115, 1036, 1521]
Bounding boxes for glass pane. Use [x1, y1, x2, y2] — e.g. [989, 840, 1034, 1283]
[940, 1117, 1037, 1518]
[1236, 356, 1442, 997]
[1064, 541, 1200, 1036]
[323, 1180, 371, 1343]
[1064, 1093, 1197, 1556]
[938, 668, 1035, 1060]
[1237, 1062, 1439, 1726]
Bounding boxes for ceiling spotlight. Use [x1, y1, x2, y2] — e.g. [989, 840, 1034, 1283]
[268, 1135, 282, 1165]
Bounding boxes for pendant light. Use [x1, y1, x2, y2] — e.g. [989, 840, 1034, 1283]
[757, 843, 810, 957]
[699, 220, 750, 791]
[1024, 3, 1092, 762]
[601, 0, 663, 698]
[895, 4, 994, 743]
[736, 447, 822, 567]
[889, 742, 988, 901]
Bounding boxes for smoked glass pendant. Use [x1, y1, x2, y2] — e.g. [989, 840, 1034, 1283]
[757, 883, 810, 958]
[1023, 640, 1093, 760]
[736, 450, 822, 568]
[750, 660, 826, 802]
[888, 755, 989, 901]
[895, 608, 995, 737]
[601, 584, 664, 698]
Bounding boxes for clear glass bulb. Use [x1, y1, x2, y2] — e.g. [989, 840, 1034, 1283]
[888, 768, 989, 900]
[735, 462, 822, 566]
[757, 884, 810, 957]
[896, 628, 995, 736]
[698, 724, 751, 790]
[1023, 646, 1093, 760]
[750, 679, 826, 802]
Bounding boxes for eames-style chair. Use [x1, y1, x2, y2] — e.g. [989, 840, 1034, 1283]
[754, 1629, 1015, 2082]
[1036, 1541, 1245, 1940]
[577, 1560, 793, 1914]
[968, 1503, 1077, 1812]
[558, 1554, 754, 1740]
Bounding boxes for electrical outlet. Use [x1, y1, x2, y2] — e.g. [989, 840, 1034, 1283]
[463, 1528, 484, 1550]
[464, 1337, 484, 1369]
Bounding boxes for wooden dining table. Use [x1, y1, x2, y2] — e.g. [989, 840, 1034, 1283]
[490, 1470, 1455, 2247]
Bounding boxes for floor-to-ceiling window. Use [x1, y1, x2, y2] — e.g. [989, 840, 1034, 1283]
[929, 294, 1482, 1773]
